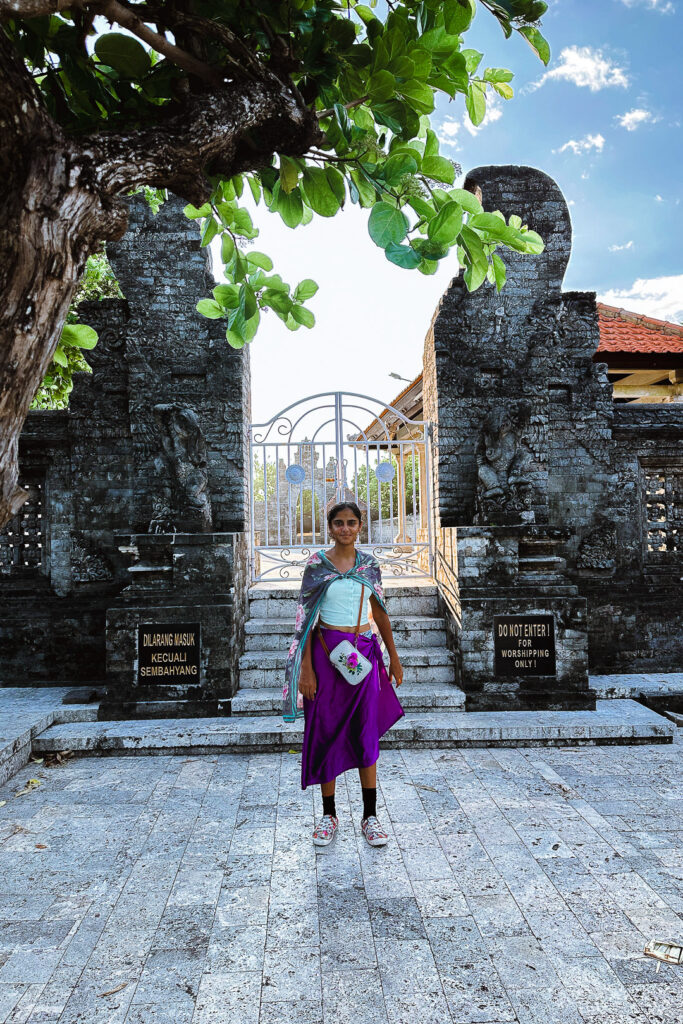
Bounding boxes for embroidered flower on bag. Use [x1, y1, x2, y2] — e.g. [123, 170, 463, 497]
[347, 652, 359, 668]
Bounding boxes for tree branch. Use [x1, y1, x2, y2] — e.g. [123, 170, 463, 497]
[0, 0, 72, 21]
[88, 0, 224, 85]
[316, 96, 369, 120]
[85, 73, 322, 203]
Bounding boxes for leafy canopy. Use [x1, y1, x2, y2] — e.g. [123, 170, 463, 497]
[10, 0, 550, 368]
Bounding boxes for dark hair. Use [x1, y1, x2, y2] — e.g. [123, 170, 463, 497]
[327, 501, 362, 526]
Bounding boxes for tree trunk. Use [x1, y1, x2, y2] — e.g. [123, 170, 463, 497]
[0, 30, 320, 529]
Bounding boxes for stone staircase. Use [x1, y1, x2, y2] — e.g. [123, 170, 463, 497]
[232, 579, 466, 716]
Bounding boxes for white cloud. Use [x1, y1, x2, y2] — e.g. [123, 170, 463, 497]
[617, 0, 675, 13]
[554, 133, 605, 155]
[435, 117, 461, 148]
[608, 240, 634, 252]
[615, 107, 658, 130]
[598, 274, 683, 323]
[530, 46, 629, 92]
[436, 94, 503, 149]
[655, 194, 664, 201]
[463, 95, 503, 137]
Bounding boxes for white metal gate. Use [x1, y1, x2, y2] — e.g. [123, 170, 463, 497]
[249, 391, 434, 582]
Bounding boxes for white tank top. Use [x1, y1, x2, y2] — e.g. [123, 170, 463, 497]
[319, 576, 370, 625]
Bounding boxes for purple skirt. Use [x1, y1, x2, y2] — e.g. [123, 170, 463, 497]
[301, 626, 405, 790]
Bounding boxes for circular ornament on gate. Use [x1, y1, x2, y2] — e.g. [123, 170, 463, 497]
[285, 464, 306, 485]
[375, 461, 396, 483]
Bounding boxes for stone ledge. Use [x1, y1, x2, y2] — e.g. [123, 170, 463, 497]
[30, 700, 673, 756]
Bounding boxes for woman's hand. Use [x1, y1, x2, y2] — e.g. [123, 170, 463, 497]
[298, 663, 317, 701]
[389, 655, 403, 687]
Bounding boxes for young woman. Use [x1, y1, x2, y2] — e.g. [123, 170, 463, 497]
[282, 501, 405, 847]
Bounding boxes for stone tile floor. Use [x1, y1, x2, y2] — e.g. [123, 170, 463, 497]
[1, 743, 682, 1024]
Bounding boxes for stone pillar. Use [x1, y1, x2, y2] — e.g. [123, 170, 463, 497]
[424, 165, 598, 710]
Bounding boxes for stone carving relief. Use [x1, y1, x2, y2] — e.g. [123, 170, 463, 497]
[71, 538, 114, 582]
[576, 518, 617, 571]
[475, 402, 535, 524]
[151, 404, 213, 532]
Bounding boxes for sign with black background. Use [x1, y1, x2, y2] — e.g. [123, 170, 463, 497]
[137, 622, 201, 683]
[493, 615, 556, 676]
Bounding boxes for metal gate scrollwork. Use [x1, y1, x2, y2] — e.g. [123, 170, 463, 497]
[249, 391, 434, 582]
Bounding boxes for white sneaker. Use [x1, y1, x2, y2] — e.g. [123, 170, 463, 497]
[312, 814, 338, 846]
[361, 815, 389, 847]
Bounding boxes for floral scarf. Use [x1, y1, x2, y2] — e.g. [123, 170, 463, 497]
[282, 548, 386, 722]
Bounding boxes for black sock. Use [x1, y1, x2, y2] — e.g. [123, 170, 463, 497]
[362, 786, 377, 820]
[322, 792, 336, 818]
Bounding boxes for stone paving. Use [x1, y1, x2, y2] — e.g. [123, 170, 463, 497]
[1, 740, 683, 1024]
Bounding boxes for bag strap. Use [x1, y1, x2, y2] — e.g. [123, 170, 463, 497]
[317, 584, 366, 653]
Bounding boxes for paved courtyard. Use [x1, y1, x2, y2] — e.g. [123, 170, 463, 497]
[1, 742, 682, 1024]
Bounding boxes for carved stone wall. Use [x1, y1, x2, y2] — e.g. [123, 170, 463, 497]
[424, 164, 683, 680]
[0, 196, 251, 688]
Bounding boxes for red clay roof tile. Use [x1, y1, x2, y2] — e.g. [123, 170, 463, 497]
[597, 302, 683, 354]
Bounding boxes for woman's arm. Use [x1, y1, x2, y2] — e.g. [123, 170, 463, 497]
[298, 628, 317, 700]
[369, 595, 403, 687]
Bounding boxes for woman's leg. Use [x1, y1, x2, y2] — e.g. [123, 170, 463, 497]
[321, 778, 337, 818]
[359, 763, 377, 821]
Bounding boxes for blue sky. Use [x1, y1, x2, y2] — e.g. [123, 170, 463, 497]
[210, 1, 683, 422]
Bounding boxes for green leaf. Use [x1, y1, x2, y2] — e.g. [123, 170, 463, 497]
[444, 0, 475, 35]
[197, 299, 224, 319]
[247, 251, 273, 271]
[300, 167, 343, 217]
[95, 33, 151, 79]
[427, 201, 463, 246]
[279, 156, 300, 194]
[350, 170, 376, 208]
[424, 129, 439, 160]
[382, 152, 418, 185]
[385, 242, 422, 269]
[261, 274, 289, 293]
[482, 68, 514, 84]
[325, 166, 346, 207]
[274, 185, 303, 228]
[398, 80, 434, 115]
[293, 279, 318, 301]
[462, 49, 483, 74]
[291, 305, 315, 328]
[52, 346, 67, 367]
[212, 285, 240, 308]
[184, 203, 211, 220]
[418, 259, 439, 276]
[460, 225, 488, 290]
[517, 25, 551, 66]
[221, 233, 235, 264]
[226, 328, 246, 349]
[262, 289, 292, 315]
[492, 81, 513, 100]
[60, 323, 98, 349]
[421, 155, 455, 185]
[491, 252, 506, 292]
[201, 217, 219, 247]
[368, 202, 409, 248]
[449, 188, 483, 214]
[520, 229, 544, 254]
[465, 81, 486, 126]
[407, 195, 435, 221]
[247, 176, 261, 204]
[368, 69, 395, 102]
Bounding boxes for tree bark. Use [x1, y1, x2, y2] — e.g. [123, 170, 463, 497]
[0, 28, 320, 529]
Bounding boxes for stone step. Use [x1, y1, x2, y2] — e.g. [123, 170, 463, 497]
[238, 647, 457, 689]
[519, 555, 567, 571]
[247, 589, 440, 619]
[243, 617, 448, 651]
[30, 700, 674, 756]
[232, 681, 467, 716]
